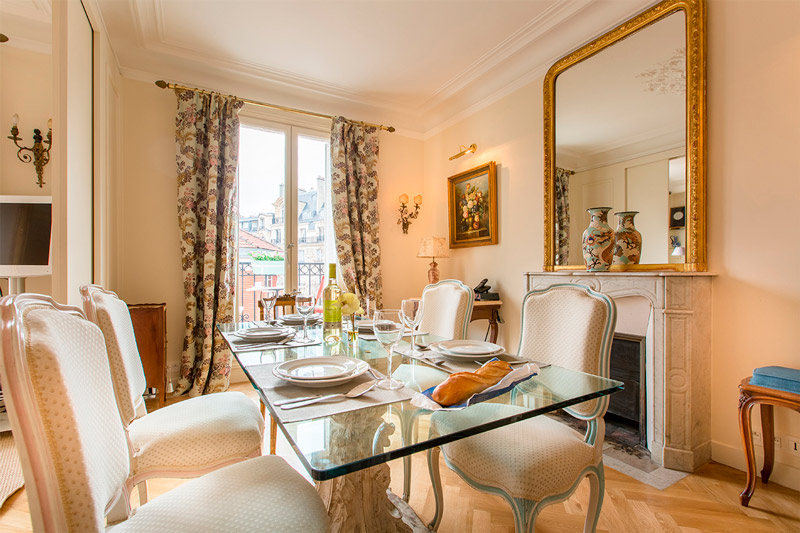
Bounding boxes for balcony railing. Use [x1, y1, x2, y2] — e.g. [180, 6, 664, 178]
[237, 262, 325, 322]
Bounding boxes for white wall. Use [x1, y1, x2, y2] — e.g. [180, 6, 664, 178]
[51, 0, 94, 305]
[419, 0, 800, 490]
[706, 0, 800, 489]
[0, 46, 53, 296]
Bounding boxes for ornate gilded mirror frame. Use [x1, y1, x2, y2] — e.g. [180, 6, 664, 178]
[543, 0, 706, 272]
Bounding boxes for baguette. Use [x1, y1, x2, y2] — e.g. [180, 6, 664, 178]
[432, 360, 513, 406]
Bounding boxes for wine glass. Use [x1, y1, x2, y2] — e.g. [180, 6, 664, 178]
[260, 293, 277, 324]
[400, 299, 424, 356]
[295, 294, 316, 342]
[373, 310, 404, 390]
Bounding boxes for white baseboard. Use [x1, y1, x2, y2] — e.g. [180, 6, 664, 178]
[712, 440, 800, 492]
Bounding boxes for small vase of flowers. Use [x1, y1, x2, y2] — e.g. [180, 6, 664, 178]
[459, 183, 486, 232]
[339, 292, 364, 344]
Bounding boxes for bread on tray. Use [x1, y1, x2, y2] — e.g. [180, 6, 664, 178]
[432, 360, 513, 406]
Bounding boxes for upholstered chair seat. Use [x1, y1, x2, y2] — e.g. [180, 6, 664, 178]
[127, 392, 263, 475]
[80, 285, 264, 501]
[108, 456, 326, 532]
[433, 404, 599, 502]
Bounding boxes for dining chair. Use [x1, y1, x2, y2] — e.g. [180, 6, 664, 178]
[418, 279, 474, 340]
[0, 293, 327, 532]
[80, 285, 264, 503]
[426, 283, 617, 532]
[392, 279, 474, 502]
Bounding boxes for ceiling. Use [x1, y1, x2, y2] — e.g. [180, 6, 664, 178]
[1, 0, 659, 135]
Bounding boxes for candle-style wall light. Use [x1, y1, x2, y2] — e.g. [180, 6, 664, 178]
[8, 114, 53, 188]
[398, 193, 422, 234]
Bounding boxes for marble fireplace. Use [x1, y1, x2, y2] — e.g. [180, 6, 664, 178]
[525, 271, 714, 472]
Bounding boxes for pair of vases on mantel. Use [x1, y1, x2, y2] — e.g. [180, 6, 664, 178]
[582, 207, 642, 271]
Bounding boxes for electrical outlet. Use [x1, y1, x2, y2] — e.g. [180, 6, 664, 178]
[752, 430, 763, 446]
[773, 436, 782, 449]
[786, 436, 800, 456]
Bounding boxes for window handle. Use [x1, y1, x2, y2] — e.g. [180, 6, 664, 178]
[287, 243, 295, 248]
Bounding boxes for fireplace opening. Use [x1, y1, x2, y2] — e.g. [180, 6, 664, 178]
[606, 333, 647, 449]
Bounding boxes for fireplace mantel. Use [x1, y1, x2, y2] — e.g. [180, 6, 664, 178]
[524, 271, 715, 472]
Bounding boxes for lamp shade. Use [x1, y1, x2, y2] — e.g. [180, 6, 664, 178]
[671, 246, 686, 256]
[418, 237, 450, 259]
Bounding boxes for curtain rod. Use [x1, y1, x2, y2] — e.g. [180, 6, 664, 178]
[155, 80, 395, 133]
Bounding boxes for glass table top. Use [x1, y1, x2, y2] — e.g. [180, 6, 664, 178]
[219, 321, 623, 481]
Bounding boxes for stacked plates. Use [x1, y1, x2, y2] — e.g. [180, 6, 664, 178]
[279, 314, 323, 326]
[429, 340, 505, 360]
[272, 356, 370, 388]
[232, 326, 295, 343]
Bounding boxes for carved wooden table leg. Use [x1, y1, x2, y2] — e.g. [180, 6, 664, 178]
[738, 389, 757, 507]
[316, 407, 412, 533]
[487, 309, 499, 343]
[759, 404, 775, 483]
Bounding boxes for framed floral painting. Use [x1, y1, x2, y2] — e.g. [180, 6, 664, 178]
[447, 161, 498, 248]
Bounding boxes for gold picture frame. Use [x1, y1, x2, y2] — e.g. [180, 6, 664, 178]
[543, 0, 706, 272]
[448, 162, 498, 248]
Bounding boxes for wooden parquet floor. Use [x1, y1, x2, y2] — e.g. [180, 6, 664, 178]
[1, 383, 798, 532]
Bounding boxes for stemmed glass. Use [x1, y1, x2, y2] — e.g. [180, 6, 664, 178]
[295, 294, 316, 342]
[373, 310, 404, 390]
[400, 299, 424, 356]
[260, 293, 277, 324]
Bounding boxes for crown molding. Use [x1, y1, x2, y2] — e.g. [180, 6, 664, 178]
[421, 0, 593, 111]
[1, 0, 51, 21]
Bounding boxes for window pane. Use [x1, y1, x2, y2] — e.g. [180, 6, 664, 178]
[237, 125, 286, 321]
[297, 135, 332, 298]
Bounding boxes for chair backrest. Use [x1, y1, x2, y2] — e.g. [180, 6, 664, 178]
[0, 294, 131, 532]
[80, 284, 148, 425]
[517, 283, 617, 420]
[418, 280, 474, 340]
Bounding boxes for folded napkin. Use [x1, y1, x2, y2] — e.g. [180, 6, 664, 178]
[247, 363, 415, 424]
[411, 361, 539, 411]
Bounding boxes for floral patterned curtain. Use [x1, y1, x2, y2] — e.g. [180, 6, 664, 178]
[174, 89, 244, 396]
[330, 116, 383, 308]
[555, 167, 572, 265]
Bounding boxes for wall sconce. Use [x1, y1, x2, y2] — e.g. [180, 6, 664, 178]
[449, 143, 477, 161]
[8, 114, 52, 188]
[398, 193, 422, 234]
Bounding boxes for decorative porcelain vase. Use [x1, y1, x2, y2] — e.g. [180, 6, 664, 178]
[612, 211, 642, 265]
[581, 207, 615, 271]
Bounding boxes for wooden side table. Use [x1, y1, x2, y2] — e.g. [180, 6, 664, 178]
[471, 300, 502, 343]
[738, 376, 800, 506]
[128, 303, 167, 409]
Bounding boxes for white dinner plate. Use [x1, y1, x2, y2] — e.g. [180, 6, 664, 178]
[233, 326, 294, 341]
[275, 357, 360, 381]
[429, 340, 505, 360]
[280, 314, 322, 325]
[272, 358, 370, 388]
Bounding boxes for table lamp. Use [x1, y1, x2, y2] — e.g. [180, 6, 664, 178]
[418, 237, 450, 284]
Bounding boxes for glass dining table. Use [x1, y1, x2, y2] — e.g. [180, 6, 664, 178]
[219, 321, 623, 530]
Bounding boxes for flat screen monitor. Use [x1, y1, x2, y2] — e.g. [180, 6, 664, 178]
[0, 196, 52, 277]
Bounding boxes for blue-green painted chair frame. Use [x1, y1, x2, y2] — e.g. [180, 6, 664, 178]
[426, 283, 617, 532]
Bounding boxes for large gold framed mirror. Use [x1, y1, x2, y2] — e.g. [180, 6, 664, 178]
[543, 0, 706, 271]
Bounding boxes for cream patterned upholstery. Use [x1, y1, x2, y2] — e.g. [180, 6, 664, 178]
[109, 456, 327, 533]
[435, 404, 599, 502]
[129, 392, 263, 474]
[80, 285, 264, 490]
[24, 308, 130, 531]
[427, 283, 616, 533]
[90, 290, 148, 424]
[0, 294, 327, 532]
[418, 280, 473, 340]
